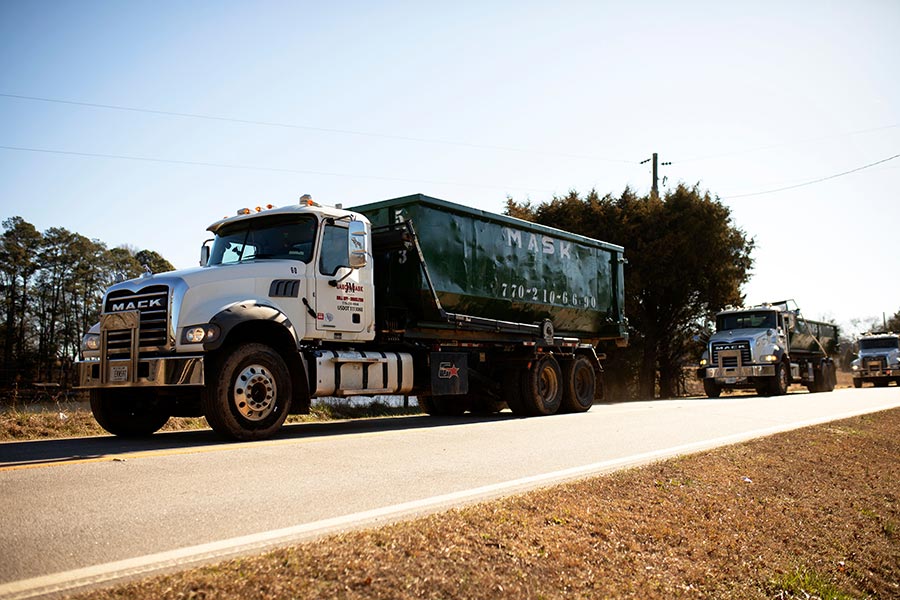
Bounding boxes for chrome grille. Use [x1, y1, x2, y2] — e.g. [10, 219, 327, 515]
[865, 357, 886, 373]
[103, 285, 170, 355]
[712, 341, 751, 365]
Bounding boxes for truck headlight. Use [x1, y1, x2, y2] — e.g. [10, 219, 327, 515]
[699, 358, 707, 366]
[81, 333, 100, 352]
[851, 364, 859, 371]
[182, 324, 221, 344]
[761, 354, 778, 362]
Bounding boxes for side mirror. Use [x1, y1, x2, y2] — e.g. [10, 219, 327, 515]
[348, 221, 368, 268]
[200, 240, 212, 266]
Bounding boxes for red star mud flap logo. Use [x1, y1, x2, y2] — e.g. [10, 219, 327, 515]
[438, 362, 460, 379]
[430, 352, 468, 395]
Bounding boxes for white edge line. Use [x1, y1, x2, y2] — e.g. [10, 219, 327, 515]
[1, 400, 898, 599]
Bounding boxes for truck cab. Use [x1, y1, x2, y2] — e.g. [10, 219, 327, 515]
[699, 301, 837, 397]
[78, 197, 415, 440]
[200, 199, 374, 342]
[851, 333, 900, 388]
[700, 306, 790, 397]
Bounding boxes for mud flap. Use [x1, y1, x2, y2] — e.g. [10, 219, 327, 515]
[430, 352, 468, 395]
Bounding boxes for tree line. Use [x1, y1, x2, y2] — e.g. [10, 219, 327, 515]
[0, 216, 173, 389]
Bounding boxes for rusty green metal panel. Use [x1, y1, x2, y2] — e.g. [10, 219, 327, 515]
[791, 318, 839, 356]
[355, 194, 626, 342]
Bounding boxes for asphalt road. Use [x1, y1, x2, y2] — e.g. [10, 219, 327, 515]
[1, 387, 899, 599]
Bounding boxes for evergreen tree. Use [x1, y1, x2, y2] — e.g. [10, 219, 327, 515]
[508, 184, 754, 400]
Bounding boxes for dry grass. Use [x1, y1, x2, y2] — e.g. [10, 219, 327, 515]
[67, 408, 900, 600]
[0, 400, 421, 441]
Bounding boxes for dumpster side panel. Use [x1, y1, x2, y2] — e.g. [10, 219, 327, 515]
[357, 194, 626, 340]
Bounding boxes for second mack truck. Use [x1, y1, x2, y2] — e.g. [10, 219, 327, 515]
[851, 332, 900, 388]
[76, 194, 627, 440]
[699, 300, 838, 397]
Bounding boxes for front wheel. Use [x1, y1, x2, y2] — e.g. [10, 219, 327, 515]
[703, 378, 722, 398]
[204, 344, 292, 441]
[852, 378, 862, 389]
[90, 389, 169, 437]
[769, 362, 789, 396]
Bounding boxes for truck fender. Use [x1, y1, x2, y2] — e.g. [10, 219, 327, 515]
[205, 301, 310, 413]
[205, 301, 297, 352]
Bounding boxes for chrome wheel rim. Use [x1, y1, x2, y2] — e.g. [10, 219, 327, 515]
[233, 364, 277, 421]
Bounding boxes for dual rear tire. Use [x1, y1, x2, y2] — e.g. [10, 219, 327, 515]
[505, 354, 596, 416]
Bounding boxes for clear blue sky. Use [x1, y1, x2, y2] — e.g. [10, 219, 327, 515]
[1, 1, 898, 335]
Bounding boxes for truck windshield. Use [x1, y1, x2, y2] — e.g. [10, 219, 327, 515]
[208, 214, 317, 265]
[859, 338, 900, 350]
[716, 310, 776, 331]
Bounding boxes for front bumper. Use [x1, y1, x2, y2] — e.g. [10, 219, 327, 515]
[76, 355, 205, 389]
[704, 365, 775, 380]
[853, 369, 898, 379]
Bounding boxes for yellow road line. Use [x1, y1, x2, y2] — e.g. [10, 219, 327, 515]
[0, 429, 350, 472]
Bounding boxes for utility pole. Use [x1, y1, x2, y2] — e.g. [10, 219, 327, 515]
[640, 153, 671, 198]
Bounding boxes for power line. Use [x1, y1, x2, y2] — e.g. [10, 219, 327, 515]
[0, 144, 557, 194]
[673, 123, 900, 164]
[720, 152, 900, 199]
[0, 92, 637, 165]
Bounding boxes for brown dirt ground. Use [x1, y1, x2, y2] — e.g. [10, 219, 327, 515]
[67, 407, 900, 600]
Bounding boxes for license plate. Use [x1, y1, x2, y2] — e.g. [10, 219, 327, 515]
[724, 377, 737, 384]
[110, 365, 129, 382]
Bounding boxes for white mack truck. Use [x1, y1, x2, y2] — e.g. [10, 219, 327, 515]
[76, 194, 628, 440]
[851, 332, 900, 388]
[698, 300, 838, 397]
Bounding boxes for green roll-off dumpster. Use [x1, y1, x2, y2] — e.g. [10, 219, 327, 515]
[354, 194, 627, 346]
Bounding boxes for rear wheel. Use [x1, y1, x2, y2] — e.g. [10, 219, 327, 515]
[520, 355, 563, 416]
[809, 360, 836, 393]
[823, 361, 836, 392]
[204, 344, 292, 441]
[561, 356, 596, 413]
[808, 369, 824, 393]
[90, 389, 170, 437]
